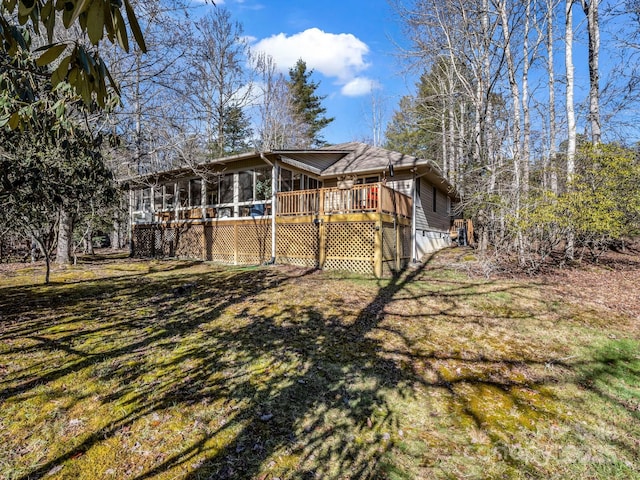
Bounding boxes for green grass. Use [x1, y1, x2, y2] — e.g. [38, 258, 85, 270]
[0, 252, 639, 479]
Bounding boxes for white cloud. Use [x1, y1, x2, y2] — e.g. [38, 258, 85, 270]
[340, 77, 380, 97]
[251, 28, 371, 94]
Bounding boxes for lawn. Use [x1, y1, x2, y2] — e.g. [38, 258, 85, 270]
[0, 250, 639, 479]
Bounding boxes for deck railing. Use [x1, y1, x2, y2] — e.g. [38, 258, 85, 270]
[137, 183, 412, 223]
[277, 183, 412, 218]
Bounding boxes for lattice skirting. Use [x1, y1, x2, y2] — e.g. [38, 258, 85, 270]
[382, 222, 398, 277]
[276, 223, 320, 268]
[133, 222, 272, 265]
[205, 224, 236, 263]
[324, 221, 375, 275]
[132, 216, 410, 277]
[236, 223, 272, 264]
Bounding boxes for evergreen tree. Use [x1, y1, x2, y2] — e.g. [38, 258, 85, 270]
[287, 59, 334, 148]
[213, 105, 253, 156]
[385, 58, 476, 182]
[188, 7, 253, 157]
[384, 95, 431, 159]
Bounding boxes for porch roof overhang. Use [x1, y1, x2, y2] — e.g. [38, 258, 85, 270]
[120, 143, 458, 201]
[120, 149, 353, 188]
[319, 143, 459, 201]
[273, 149, 351, 176]
[121, 150, 267, 187]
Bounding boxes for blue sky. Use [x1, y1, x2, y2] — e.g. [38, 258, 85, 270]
[187, 0, 639, 147]
[193, 0, 414, 145]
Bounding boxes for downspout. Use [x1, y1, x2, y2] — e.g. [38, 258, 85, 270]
[411, 166, 448, 263]
[260, 152, 277, 264]
[411, 169, 417, 263]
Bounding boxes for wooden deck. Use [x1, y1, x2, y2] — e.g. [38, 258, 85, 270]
[277, 183, 412, 219]
[450, 219, 474, 246]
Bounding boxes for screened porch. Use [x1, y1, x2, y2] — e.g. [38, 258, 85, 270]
[132, 182, 412, 224]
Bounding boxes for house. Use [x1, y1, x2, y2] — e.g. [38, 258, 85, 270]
[128, 142, 459, 277]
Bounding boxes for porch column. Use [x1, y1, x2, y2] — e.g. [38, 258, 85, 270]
[128, 188, 134, 256]
[201, 178, 207, 219]
[173, 181, 179, 220]
[271, 159, 278, 262]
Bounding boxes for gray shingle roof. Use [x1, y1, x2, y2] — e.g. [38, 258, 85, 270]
[320, 142, 437, 176]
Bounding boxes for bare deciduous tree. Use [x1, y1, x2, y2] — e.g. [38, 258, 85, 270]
[187, 7, 253, 156]
[252, 52, 309, 150]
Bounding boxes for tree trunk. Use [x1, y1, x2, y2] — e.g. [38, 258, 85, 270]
[547, 0, 558, 193]
[581, 0, 601, 145]
[497, 0, 523, 262]
[111, 219, 121, 250]
[521, 0, 532, 195]
[84, 228, 95, 255]
[56, 208, 73, 265]
[565, 0, 577, 260]
[32, 236, 51, 283]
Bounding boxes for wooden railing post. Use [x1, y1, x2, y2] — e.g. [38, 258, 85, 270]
[318, 220, 326, 268]
[396, 221, 401, 272]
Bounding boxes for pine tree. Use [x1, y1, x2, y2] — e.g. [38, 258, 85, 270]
[219, 105, 253, 156]
[287, 59, 334, 147]
[384, 95, 430, 158]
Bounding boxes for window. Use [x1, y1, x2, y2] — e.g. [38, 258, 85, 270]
[255, 168, 272, 200]
[190, 179, 202, 207]
[307, 177, 320, 190]
[279, 168, 293, 192]
[206, 178, 219, 206]
[238, 171, 253, 202]
[220, 174, 234, 204]
[184, 169, 276, 218]
[432, 186, 437, 212]
[177, 180, 189, 207]
[154, 187, 163, 211]
[140, 188, 151, 211]
[356, 176, 379, 185]
[165, 183, 175, 209]
[415, 178, 421, 197]
[292, 172, 302, 191]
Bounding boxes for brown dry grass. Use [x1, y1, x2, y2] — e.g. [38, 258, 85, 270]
[0, 248, 638, 479]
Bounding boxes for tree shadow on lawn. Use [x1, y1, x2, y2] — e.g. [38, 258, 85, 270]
[2, 252, 638, 479]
